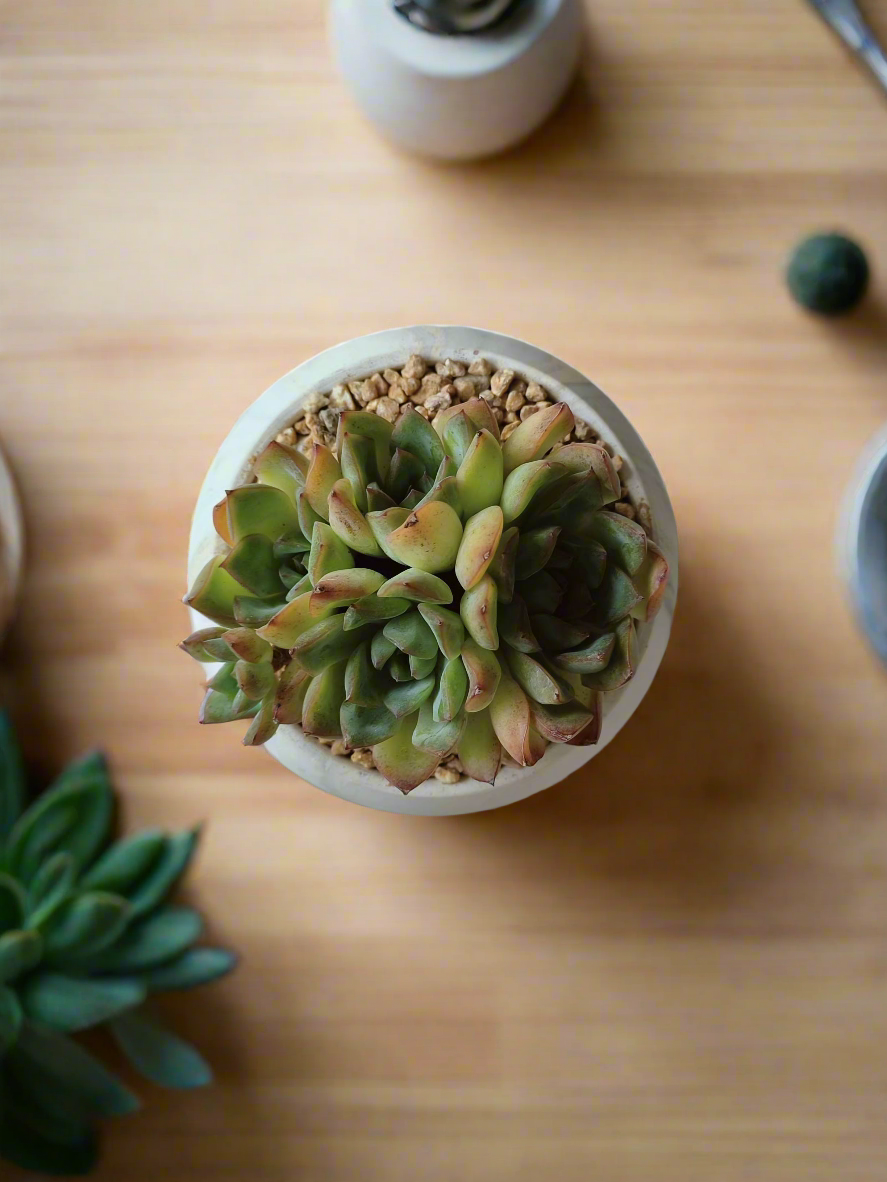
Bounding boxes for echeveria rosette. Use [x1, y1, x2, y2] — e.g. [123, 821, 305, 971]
[183, 397, 670, 793]
[0, 713, 236, 1177]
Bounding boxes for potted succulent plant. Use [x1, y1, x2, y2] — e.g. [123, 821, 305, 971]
[183, 327, 678, 816]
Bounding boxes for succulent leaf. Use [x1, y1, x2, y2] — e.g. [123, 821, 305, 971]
[504, 648, 573, 706]
[370, 631, 397, 670]
[383, 675, 436, 720]
[300, 663, 348, 738]
[412, 701, 465, 759]
[458, 709, 501, 784]
[501, 460, 567, 525]
[372, 714, 441, 794]
[377, 569, 453, 604]
[338, 433, 373, 511]
[384, 502, 463, 574]
[392, 407, 445, 477]
[336, 410, 393, 484]
[183, 556, 244, 628]
[489, 674, 542, 767]
[588, 510, 648, 576]
[552, 632, 616, 674]
[432, 657, 469, 723]
[498, 596, 540, 654]
[383, 610, 438, 659]
[581, 618, 636, 691]
[344, 642, 382, 707]
[409, 653, 438, 680]
[501, 401, 573, 473]
[327, 480, 384, 558]
[255, 592, 317, 648]
[226, 484, 299, 543]
[309, 568, 385, 615]
[488, 525, 518, 604]
[461, 639, 502, 713]
[417, 603, 465, 659]
[253, 440, 308, 501]
[630, 539, 669, 622]
[515, 526, 561, 580]
[456, 429, 504, 517]
[304, 444, 342, 520]
[340, 704, 398, 748]
[455, 506, 504, 591]
[343, 595, 411, 630]
[291, 616, 368, 675]
[459, 575, 498, 651]
[274, 662, 311, 725]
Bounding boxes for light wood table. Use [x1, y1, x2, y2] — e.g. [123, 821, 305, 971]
[3, 1, 887, 1178]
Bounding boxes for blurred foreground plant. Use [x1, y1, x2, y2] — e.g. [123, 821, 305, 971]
[0, 713, 236, 1176]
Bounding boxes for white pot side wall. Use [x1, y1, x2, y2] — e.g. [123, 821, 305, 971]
[187, 327, 679, 816]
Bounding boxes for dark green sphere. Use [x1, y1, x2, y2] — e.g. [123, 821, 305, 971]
[786, 232, 870, 316]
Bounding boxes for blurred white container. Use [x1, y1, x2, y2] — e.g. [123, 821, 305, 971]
[329, 0, 583, 160]
[187, 326, 678, 817]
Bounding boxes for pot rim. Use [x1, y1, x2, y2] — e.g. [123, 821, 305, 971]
[838, 420, 887, 666]
[187, 325, 679, 815]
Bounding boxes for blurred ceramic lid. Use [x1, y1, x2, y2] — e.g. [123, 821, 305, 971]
[0, 441, 24, 640]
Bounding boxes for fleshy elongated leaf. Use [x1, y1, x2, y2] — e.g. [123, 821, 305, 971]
[582, 618, 636, 691]
[367, 483, 396, 512]
[199, 685, 260, 725]
[415, 467, 462, 517]
[440, 407, 476, 467]
[26, 853, 75, 928]
[284, 570, 312, 598]
[41, 892, 132, 962]
[489, 674, 545, 767]
[0, 712, 26, 840]
[550, 442, 621, 503]
[344, 642, 381, 707]
[456, 429, 504, 517]
[275, 530, 312, 559]
[6, 755, 113, 883]
[91, 906, 203, 972]
[307, 521, 355, 586]
[572, 539, 608, 589]
[17, 1021, 141, 1117]
[112, 1007, 212, 1089]
[255, 591, 317, 648]
[291, 615, 367, 675]
[372, 714, 442, 793]
[340, 703, 399, 748]
[274, 662, 311, 724]
[327, 479, 384, 558]
[383, 675, 436, 720]
[461, 639, 502, 713]
[0, 874, 27, 931]
[128, 828, 201, 918]
[0, 984, 22, 1052]
[179, 628, 237, 663]
[81, 829, 165, 895]
[488, 525, 518, 604]
[0, 931, 42, 984]
[383, 610, 438, 659]
[387, 447, 426, 503]
[301, 662, 347, 738]
[310, 568, 385, 614]
[520, 570, 563, 614]
[297, 487, 323, 539]
[343, 595, 411, 630]
[530, 614, 589, 652]
[433, 658, 469, 723]
[304, 444, 342, 520]
[515, 525, 561, 580]
[409, 653, 438, 680]
[498, 597, 540, 654]
[20, 973, 146, 1032]
[412, 701, 465, 759]
[377, 568, 453, 604]
[336, 410, 393, 484]
[388, 652, 412, 682]
[384, 502, 463, 574]
[399, 488, 423, 510]
[183, 556, 243, 628]
[253, 439, 308, 500]
[370, 631, 397, 670]
[460, 575, 498, 651]
[243, 696, 279, 747]
[501, 401, 573, 473]
[455, 505, 504, 590]
[366, 506, 409, 553]
[531, 697, 602, 746]
[587, 510, 648, 576]
[630, 538, 669, 622]
[339, 433, 373, 511]
[501, 460, 567, 525]
[212, 496, 233, 544]
[221, 628, 272, 664]
[593, 564, 644, 626]
[458, 709, 501, 784]
[141, 946, 237, 991]
[220, 534, 282, 598]
[553, 632, 616, 674]
[504, 648, 572, 706]
[235, 659, 276, 701]
[391, 406, 445, 477]
[417, 603, 465, 660]
[226, 484, 299, 542]
[233, 594, 287, 629]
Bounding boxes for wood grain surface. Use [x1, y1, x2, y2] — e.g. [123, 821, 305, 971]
[3, 1, 887, 1178]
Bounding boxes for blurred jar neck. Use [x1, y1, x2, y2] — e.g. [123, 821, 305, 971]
[392, 0, 529, 35]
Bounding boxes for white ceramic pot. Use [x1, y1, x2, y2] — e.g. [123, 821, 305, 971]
[187, 327, 679, 816]
[0, 442, 24, 640]
[329, 0, 583, 160]
[838, 422, 887, 665]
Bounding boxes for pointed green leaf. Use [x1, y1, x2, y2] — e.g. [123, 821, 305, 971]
[219, 533, 282, 598]
[529, 699, 598, 744]
[242, 695, 278, 747]
[366, 482, 396, 512]
[371, 713, 441, 794]
[458, 709, 501, 784]
[455, 505, 504, 591]
[383, 610, 438, 659]
[530, 614, 589, 652]
[183, 555, 243, 628]
[0, 931, 42, 984]
[387, 447, 426, 502]
[338, 433, 373, 511]
[234, 659, 275, 702]
[343, 595, 411, 630]
[504, 648, 573, 706]
[304, 444, 342, 520]
[91, 906, 202, 972]
[377, 568, 453, 604]
[20, 973, 146, 1032]
[344, 642, 381, 707]
[307, 521, 355, 586]
[392, 406, 445, 477]
[383, 675, 436, 720]
[339, 703, 399, 748]
[388, 652, 412, 682]
[17, 1022, 141, 1116]
[336, 410, 393, 484]
[0, 874, 27, 932]
[515, 525, 561, 580]
[366, 505, 410, 553]
[300, 662, 347, 738]
[501, 460, 567, 524]
[0, 984, 22, 1052]
[553, 631, 616, 674]
[274, 662, 311, 725]
[488, 524, 518, 604]
[501, 401, 573, 474]
[461, 639, 502, 713]
[630, 538, 670, 623]
[111, 1008, 212, 1089]
[141, 946, 237, 992]
[409, 653, 438, 680]
[0, 712, 26, 841]
[310, 568, 385, 615]
[371, 630, 397, 670]
[498, 597, 541, 653]
[291, 615, 367, 675]
[587, 510, 647, 576]
[594, 564, 644, 626]
[456, 429, 504, 517]
[297, 486, 323, 539]
[81, 829, 165, 895]
[253, 439, 307, 500]
[127, 828, 201, 918]
[233, 594, 287, 628]
[383, 502, 463, 573]
[433, 658, 469, 723]
[41, 892, 132, 962]
[226, 483, 300, 542]
[417, 603, 465, 660]
[413, 700, 465, 759]
[582, 617, 636, 691]
[255, 591, 317, 648]
[179, 628, 237, 663]
[520, 570, 563, 614]
[459, 575, 499, 651]
[489, 673, 545, 767]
